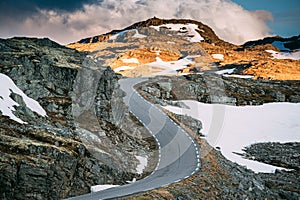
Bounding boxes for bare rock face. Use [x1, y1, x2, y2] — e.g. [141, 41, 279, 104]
[0, 38, 156, 199]
[241, 142, 300, 170]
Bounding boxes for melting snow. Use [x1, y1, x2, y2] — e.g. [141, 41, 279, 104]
[215, 68, 235, 75]
[164, 100, 300, 173]
[122, 58, 139, 64]
[132, 30, 147, 38]
[110, 30, 129, 40]
[114, 66, 135, 72]
[266, 50, 300, 61]
[212, 54, 224, 60]
[223, 74, 254, 79]
[149, 25, 160, 31]
[0, 73, 47, 124]
[150, 23, 204, 43]
[91, 185, 119, 193]
[135, 155, 148, 174]
[147, 56, 194, 75]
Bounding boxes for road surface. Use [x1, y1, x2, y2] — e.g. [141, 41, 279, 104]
[66, 77, 201, 200]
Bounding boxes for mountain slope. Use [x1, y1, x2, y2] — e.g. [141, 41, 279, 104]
[69, 17, 230, 49]
[0, 37, 157, 199]
[67, 17, 300, 80]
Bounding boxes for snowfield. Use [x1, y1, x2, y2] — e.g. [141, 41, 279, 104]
[147, 56, 196, 75]
[266, 50, 300, 61]
[164, 100, 300, 173]
[132, 30, 147, 39]
[122, 58, 139, 64]
[223, 74, 254, 79]
[150, 23, 204, 43]
[91, 185, 119, 193]
[0, 73, 47, 124]
[212, 54, 224, 60]
[215, 68, 235, 75]
[114, 66, 135, 72]
[135, 155, 148, 174]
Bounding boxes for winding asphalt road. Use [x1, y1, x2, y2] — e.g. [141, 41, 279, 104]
[66, 78, 201, 200]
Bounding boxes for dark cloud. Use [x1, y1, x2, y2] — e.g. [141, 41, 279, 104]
[0, 0, 98, 12]
[0, 0, 100, 21]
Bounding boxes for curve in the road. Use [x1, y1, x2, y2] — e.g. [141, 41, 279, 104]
[66, 77, 201, 200]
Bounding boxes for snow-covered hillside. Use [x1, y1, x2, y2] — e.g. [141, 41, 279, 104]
[0, 73, 47, 124]
[164, 100, 300, 173]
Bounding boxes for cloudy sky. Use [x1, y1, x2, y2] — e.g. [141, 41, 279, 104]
[0, 0, 299, 45]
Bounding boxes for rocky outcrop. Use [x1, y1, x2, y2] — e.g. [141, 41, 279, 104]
[172, 113, 203, 136]
[138, 74, 300, 106]
[0, 37, 156, 199]
[243, 35, 300, 51]
[241, 142, 300, 170]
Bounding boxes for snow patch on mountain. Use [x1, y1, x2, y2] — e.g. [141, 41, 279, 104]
[164, 100, 300, 173]
[215, 68, 235, 75]
[122, 58, 139, 64]
[135, 155, 148, 174]
[212, 54, 224, 60]
[266, 50, 300, 61]
[132, 30, 147, 38]
[0, 73, 47, 124]
[223, 74, 254, 79]
[110, 30, 129, 40]
[91, 185, 119, 193]
[114, 66, 135, 72]
[150, 24, 204, 43]
[147, 56, 196, 75]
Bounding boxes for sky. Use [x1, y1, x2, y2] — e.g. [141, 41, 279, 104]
[231, 0, 300, 38]
[0, 0, 299, 45]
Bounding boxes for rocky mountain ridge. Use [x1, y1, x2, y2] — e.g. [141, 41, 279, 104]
[243, 35, 300, 51]
[0, 37, 157, 199]
[67, 17, 300, 80]
[72, 17, 230, 47]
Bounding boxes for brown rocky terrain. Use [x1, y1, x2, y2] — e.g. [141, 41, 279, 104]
[67, 17, 300, 81]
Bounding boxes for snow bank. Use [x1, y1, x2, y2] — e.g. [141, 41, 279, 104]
[164, 100, 300, 173]
[212, 54, 224, 60]
[110, 30, 129, 40]
[132, 30, 147, 38]
[91, 185, 119, 193]
[266, 50, 300, 61]
[150, 24, 204, 43]
[114, 66, 135, 72]
[0, 73, 47, 124]
[122, 58, 139, 64]
[215, 68, 235, 75]
[147, 56, 194, 75]
[135, 155, 147, 174]
[223, 74, 254, 79]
